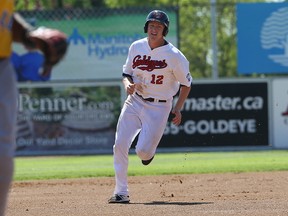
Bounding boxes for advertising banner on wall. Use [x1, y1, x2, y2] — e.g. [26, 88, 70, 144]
[272, 79, 288, 149]
[13, 8, 178, 81]
[237, 3, 288, 74]
[16, 81, 122, 155]
[160, 81, 269, 147]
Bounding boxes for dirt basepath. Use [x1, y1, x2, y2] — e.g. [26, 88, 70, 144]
[6, 171, 288, 216]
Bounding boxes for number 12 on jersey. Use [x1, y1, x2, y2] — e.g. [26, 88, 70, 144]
[151, 74, 164, 84]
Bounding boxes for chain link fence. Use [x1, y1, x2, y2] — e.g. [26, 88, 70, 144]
[16, 3, 238, 79]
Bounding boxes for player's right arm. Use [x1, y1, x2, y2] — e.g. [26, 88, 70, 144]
[123, 42, 147, 95]
[122, 73, 145, 95]
[122, 73, 137, 95]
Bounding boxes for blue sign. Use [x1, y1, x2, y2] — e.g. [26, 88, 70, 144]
[237, 3, 288, 74]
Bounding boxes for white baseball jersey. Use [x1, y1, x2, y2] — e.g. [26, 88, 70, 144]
[123, 37, 192, 99]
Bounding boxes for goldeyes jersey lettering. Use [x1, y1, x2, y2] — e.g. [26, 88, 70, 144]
[132, 55, 167, 72]
[132, 55, 167, 87]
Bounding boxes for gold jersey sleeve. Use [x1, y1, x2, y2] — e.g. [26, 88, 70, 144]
[0, 0, 14, 58]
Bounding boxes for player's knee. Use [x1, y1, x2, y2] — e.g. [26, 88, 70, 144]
[135, 146, 153, 160]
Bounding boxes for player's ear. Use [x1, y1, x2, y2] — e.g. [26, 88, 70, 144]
[163, 26, 168, 36]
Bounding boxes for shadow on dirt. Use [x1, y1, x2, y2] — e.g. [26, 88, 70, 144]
[134, 201, 213, 206]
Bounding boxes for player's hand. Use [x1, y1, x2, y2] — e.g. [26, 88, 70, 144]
[126, 83, 136, 95]
[171, 109, 182, 126]
[134, 83, 144, 94]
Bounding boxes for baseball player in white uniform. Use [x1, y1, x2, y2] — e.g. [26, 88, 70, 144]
[108, 10, 192, 203]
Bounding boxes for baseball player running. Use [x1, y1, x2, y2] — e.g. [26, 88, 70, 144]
[108, 10, 192, 203]
[0, 2, 67, 215]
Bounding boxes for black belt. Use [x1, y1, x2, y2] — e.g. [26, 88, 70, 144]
[136, 92, 166, 103]
[0, 57, 7, 62]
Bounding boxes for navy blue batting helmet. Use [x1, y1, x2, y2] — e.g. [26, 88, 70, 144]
[144, 10, 170, 36]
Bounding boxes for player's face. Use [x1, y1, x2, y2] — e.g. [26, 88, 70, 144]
[147, 21, 165, 41]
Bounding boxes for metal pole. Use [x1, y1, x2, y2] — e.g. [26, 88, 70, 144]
[210, 0, 218, 79]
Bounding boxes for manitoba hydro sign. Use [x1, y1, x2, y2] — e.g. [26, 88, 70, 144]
[14, 9, 178, 81]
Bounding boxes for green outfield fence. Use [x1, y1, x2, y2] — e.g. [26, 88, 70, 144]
[16, 2, 239, 79]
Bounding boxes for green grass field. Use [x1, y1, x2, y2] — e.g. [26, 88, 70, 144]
[14, 150, 288, 181]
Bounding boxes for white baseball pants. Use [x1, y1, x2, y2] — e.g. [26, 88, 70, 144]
[113, 93, 172, 195]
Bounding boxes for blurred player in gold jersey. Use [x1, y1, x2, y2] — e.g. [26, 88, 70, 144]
[0, 1, 17, 215]
[0, 1, 55, 215]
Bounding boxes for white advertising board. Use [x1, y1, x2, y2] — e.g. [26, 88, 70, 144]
[272, 79, 288, 148]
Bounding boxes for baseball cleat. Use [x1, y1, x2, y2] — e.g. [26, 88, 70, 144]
[108, 194, 130, 204]
[142, 156, 154, 165]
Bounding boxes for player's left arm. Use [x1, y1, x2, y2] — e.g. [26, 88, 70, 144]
[171, 53, 192, 125]
[171, 85, 191, 126]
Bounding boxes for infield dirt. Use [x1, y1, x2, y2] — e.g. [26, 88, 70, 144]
[6, 171, 288, 216]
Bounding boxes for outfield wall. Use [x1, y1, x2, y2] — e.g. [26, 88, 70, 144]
[160, 79, 270, 148]
[15, 78, 287, 156]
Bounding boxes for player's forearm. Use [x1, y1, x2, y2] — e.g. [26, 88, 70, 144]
[122, 77, 133, 88]
[122, 76, 136, 95]
[174, 85, 191, 111]
[12, 13, 33, 43]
